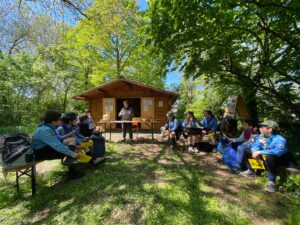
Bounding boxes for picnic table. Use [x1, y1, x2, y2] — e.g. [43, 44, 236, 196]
[98, 120, 160, 143]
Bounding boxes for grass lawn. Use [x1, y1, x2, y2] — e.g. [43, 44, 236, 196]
[0, 141, 300, 225]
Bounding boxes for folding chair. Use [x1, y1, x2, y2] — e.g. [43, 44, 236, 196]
[132, 117, 141, 138]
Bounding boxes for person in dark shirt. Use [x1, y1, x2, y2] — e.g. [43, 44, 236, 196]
[118, 100, 134, 141]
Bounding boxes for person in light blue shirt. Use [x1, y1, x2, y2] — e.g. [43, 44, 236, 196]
[200, 110, 218, 146]
[56, 112, 87, 145]
[31, 110, 78, 161]
[240, 120, 294, 193]
[200, 110, 218, 132]
[161, 111, 180, 150]
[182, 111, 202, 153]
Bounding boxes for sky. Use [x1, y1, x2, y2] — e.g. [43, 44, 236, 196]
[23, 0, 182, 86]
[137, 0, 182, 86]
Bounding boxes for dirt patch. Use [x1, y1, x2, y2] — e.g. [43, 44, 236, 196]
[36, 160, 61, 174]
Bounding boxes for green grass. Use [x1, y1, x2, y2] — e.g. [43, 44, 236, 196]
[0, 142, 300, 225]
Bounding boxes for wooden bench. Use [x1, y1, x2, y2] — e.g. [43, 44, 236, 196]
[248, 157, 300, 178]
[2, 161, 43, 196]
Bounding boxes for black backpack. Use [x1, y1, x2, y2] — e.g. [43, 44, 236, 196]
[1, 133, 32, 164]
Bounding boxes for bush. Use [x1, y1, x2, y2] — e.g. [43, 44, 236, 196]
[0, 125, 36, 135]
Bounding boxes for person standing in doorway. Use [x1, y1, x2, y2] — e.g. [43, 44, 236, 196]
[118, 100, 134, 141]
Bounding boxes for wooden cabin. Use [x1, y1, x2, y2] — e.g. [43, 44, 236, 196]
[72, 77, 180, 130]
[226, 96, 249, 119]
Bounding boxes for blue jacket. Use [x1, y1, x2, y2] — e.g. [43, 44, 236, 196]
[251, 134, 288, 156]
[87, 116, 94, 130]
[201, 116, 218, 131]
[164, 118, 180, 132]
[56, 124, 85, 144]
[31, 123, 75, 157]
[182, 118, 201, 129]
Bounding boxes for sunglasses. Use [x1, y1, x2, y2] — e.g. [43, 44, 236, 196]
[259, 125, 268, 128]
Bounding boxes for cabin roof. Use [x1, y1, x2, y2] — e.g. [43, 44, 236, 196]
[72, 77, 180, 100]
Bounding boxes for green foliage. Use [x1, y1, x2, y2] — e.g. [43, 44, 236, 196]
[176, 77, 237, 120]
[147, 0, 300, 121]
[0, 0, 166, 127]
[282, 176, 300, 196]
[64, 0, 165, 88]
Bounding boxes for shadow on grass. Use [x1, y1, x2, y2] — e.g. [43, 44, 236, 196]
[0, 142, 299, 224]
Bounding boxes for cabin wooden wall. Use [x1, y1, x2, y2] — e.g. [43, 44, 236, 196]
[85, 83, 176, 130]
[154, 96, 171, 129]
[88, 97, 102, 125]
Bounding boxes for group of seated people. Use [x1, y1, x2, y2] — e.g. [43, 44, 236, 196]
[161, 110, 297, 193]
[31, 109, 105, 179]
[161, 110, 218, 151]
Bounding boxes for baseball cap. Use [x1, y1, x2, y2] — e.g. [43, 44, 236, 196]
[259, 120, 279, 130]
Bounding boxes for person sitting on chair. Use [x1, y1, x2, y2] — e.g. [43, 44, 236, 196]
[31, 110, 83, 179]
[78, 114, 93, 137]
[56, 112, 88, 145]
[218, 119, 257, 152]
[200, 110, 218, 146]
[240, 120, 295, 193]
[161, 111, 180, 150]
[182, 111, 202, 153]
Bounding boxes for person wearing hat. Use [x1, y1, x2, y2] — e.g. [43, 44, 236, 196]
[240, 120, 290, 193]
[161, 111, 180, 150]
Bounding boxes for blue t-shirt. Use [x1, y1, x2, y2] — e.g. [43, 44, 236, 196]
[251, 134, 288, 156]
[201, 116, 218, 131]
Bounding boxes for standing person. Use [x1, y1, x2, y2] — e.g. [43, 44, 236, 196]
[240, 120, 293, 193]
[84, 109, 94, 134]
[182, 111, 202, 153]
[161, 111, 180, 150]
[118, 100, 134, 141]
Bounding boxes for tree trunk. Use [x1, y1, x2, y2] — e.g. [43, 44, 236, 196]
[241, 86, 259, 124]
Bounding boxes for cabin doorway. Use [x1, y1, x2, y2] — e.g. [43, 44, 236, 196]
[116, 98, 141, 128]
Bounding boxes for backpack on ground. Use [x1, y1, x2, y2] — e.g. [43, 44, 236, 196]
[0, 133, 33, 169]
[222, 145, 238, 171]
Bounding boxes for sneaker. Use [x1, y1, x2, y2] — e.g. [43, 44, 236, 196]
[93, 156, 106, 165]
[63, 157, 80, 166]
[264, 181, 276, 193]
[231, 168, 241, 174]
[170, 145, 176, 151]
[193, 147, 199, 153]
[239, 169, 255, 177]
[188, 146, 194, 152]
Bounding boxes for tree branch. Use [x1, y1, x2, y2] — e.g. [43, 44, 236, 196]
[61, 0, 90, 19]
[245, 0, 297, 12]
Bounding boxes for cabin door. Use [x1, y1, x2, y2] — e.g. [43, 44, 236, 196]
[141, 97, 154, 129]
[102, 98, 116, 122]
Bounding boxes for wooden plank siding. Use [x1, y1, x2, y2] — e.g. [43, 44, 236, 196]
[74, 78, 180, 130]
